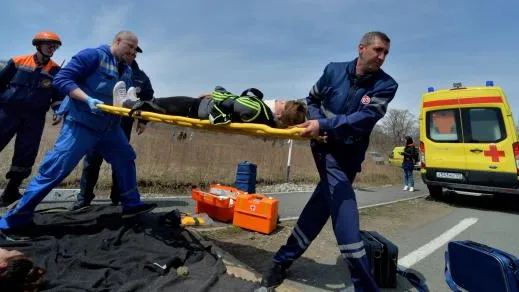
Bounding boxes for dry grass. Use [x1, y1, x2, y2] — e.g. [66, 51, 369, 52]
[0, 117, 404, 193]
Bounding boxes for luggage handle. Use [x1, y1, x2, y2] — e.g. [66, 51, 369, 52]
[465, 240, 495, 253]
[466, 240, 519, 270]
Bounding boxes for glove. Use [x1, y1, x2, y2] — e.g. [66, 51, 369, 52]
[86, 96, 104, 114]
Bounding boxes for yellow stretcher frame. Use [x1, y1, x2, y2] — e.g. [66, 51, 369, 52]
[98, 104, 311, 140]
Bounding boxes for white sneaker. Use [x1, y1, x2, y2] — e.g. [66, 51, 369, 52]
[403, 186, 409, 191]
[409, 187, 414, 192]
[126, 87, 138, 101]
[113, 81, 127, 107]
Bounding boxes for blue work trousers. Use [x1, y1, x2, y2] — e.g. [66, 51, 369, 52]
[0, 119, 142, 230]
[273, 142, 379, 292]
[77, 117, 134, 203]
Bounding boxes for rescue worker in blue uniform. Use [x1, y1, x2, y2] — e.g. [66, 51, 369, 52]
[0, 31, 64, 207]
[261, 31, 398, 292]
[0, 31, 157, 234]
[71, 46, 155, 210]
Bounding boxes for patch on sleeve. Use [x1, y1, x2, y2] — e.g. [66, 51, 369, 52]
[361, 95, 371, 105]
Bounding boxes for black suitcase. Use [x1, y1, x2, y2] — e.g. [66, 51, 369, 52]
[360, 230, 399, 288]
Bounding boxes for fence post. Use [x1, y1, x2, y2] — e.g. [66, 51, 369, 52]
[286, 139, 293, 183]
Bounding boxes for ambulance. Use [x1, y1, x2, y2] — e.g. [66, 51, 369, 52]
[419, 81, 519, 198]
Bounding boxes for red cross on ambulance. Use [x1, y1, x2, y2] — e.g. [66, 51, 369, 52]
[483, 144, 505, 162]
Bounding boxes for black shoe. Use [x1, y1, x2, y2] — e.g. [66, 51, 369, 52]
[70, 200, 91, 211]
[259, 263, 289, 289]
[0, 221, 39, 241]
[110, 196, 120, 206]
[122, 203, 157, 218]
[0, 189, 21, 207]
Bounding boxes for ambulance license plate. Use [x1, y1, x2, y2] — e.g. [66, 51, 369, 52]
[436, 172, 463, 180]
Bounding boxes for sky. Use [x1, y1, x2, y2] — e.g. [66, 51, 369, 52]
[2, 0, 519, 118]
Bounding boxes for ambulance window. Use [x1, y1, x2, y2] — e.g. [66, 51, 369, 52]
[462, 108, 505, 143]
[426, 109, 461, 142]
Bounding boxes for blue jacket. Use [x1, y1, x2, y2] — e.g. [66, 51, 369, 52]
[0, 54, 63, 114]
[53, 45, 133, 131]
[307, 59, 398, 170]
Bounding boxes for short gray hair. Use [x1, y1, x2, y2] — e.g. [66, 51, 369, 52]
[360, 31, 390, 46]
[113, 31, 136, 42]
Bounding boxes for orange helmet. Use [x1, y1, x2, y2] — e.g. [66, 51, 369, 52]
[32, 31, 62, 46]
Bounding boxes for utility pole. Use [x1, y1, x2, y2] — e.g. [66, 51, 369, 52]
[286, 139, 293, 183]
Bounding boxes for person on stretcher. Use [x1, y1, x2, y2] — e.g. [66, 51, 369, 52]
[119, 84, 307, 128]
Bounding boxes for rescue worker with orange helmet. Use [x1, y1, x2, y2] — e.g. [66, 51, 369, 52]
[0, 31, 64, 206]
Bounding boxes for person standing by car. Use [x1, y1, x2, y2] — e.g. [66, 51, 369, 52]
[402, 136, 417, 192]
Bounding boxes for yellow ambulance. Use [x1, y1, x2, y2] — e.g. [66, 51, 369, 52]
[419, 81, 519, 198]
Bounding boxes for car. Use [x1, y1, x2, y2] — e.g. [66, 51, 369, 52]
[419, 81, 519, 198]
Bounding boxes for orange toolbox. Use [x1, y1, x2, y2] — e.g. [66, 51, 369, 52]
[232, 193, 279, 234]
[191, 185, 241, 223]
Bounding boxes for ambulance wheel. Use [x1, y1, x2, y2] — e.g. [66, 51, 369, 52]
[427, 185, 443, 199]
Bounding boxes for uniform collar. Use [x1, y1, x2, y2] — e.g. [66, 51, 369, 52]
[347, 58, 378, 85]
[33, 53, 49, 66]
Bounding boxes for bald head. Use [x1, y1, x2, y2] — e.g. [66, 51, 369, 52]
[113, 31, 137, 43]
[111, 30, 138, 64]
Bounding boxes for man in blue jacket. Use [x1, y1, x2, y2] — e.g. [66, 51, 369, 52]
[0, 32, 64, 207]
[261, 31, 398, 291]
[0, 31, 156, 234]
[70, 47, 155, 210]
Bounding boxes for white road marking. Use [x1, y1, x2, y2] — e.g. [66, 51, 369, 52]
[398, 217, 479, 268]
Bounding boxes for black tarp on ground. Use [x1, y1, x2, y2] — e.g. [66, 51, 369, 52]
[0, 205, 259, 291]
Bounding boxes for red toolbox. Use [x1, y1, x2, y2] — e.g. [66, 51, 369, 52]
[192, 189, 234, 222]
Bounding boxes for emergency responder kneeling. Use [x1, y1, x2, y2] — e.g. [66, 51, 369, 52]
[0, 31, 64, 207]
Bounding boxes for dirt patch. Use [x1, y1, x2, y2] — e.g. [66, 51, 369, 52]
[200, 197, 454, 287]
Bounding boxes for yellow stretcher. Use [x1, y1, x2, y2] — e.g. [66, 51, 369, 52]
[98, 104, 311, 140]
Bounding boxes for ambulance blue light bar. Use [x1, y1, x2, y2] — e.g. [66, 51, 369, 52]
[485, 80, 494, 87]
[427, 87, 435, 92]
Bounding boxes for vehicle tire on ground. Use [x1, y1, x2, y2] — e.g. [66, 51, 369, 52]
[427, 185, 443, 199]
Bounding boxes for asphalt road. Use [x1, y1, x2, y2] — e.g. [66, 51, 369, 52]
[392, 192, 519, 291]
[1, 182, 427, 219]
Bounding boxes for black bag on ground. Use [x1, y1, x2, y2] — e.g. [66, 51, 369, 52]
[360, 230, 398, 288]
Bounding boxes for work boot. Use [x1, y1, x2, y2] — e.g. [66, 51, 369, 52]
[122, 203, 157, 218]
[209, 104, 231, 125]
[0, 179, 23, 207]
[110, 198, 120, 206]
[0, 190, 21, 207]
[70, 200, 91, 211]
[259, 263, 289, 290]
[0, 221, 40, 241]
